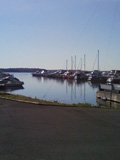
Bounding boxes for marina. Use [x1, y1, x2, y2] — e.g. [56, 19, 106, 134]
[1, 72, 99, 105]
[32, 68, 120, 84]
[0, 1, 120, 159]
[1, 69, 120, 107]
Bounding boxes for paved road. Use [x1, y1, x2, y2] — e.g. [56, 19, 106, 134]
[0, 99, 120, 160]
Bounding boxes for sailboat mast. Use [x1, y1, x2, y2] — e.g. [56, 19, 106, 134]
[66, 59, 68, 70]
[84, 54, 86, 71]
[81, 58, 82, 70]
[71, 56, 73, 70]
[98, 50, 99, 71]
[75, 55, 76, 71]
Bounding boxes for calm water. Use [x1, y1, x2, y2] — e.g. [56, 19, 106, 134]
[7, 73, 100, 105]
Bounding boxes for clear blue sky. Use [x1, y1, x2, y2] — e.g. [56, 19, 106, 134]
[0, 0, 120, 71]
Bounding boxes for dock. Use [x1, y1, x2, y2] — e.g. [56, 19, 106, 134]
[96, 84, 120, 103]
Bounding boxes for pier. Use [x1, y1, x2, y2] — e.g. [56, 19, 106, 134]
[96, 84, 120, 103]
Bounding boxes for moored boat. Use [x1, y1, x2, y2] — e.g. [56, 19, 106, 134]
[32, 69, 49, 77]
[107, 76, 120, 84]
[74, 72, 87, 81]
[0, 75, 24, 88]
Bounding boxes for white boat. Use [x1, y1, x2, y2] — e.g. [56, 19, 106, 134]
[32, 69, 49, 77]
[107, 76, 120, 84]
[0, 75, 24, 88]
[0, 70, 10, 79]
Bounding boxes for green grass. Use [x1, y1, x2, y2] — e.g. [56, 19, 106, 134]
[0, 92, 67, 106]
[1, 92, 120, 109]
[0, 91, 95, 108]
[71, 103, 96, 108]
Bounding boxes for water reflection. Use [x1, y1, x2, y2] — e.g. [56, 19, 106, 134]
[1, 86, 24, 92]
[88, 81, 100, 89]
[69, 81, 86, 102]
[9, 73, 100, 105]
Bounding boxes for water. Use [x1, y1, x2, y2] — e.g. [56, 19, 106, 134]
[7, 73, 99, 105]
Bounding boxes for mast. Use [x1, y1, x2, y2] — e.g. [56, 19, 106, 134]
[74, 55, 76, 71]
[66, 59, 68, 70]
[84, 54, 86, 71]
[71, 56, 73, 70]
[80, 58, 82, 70]
[98, 50, 99, 71]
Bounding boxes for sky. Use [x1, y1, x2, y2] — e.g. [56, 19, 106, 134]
[0, 0, 120, 71]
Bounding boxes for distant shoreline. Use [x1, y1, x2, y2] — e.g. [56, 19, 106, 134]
[0, 68, 44, 73]
[0, 68, 65, 73]
[0, 68, 94, 73]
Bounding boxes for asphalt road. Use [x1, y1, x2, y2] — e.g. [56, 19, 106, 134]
[0, 99, 120, 160]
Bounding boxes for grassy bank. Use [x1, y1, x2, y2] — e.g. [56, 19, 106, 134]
[0, 92, 95, 108]
[0, 92, 65, 106]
